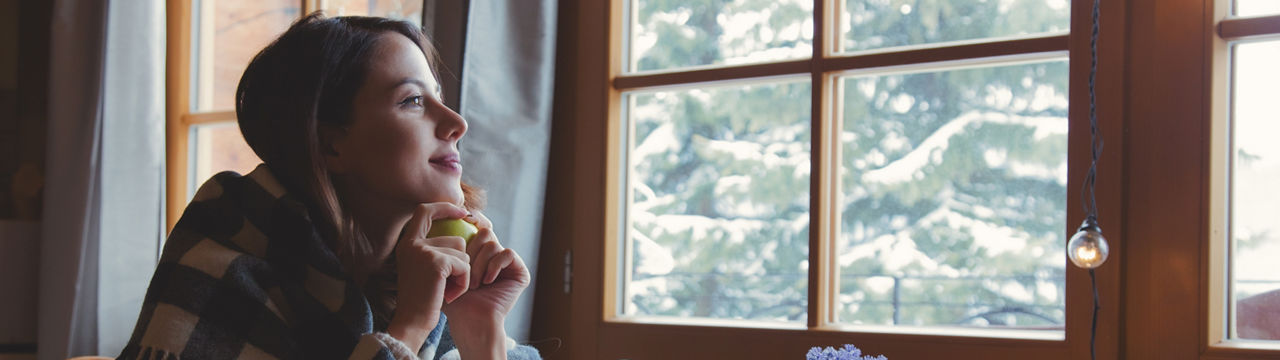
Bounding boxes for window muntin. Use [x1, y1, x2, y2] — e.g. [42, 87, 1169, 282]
[626, 0, 815, 73]
[837, 60, 1068, 330]
[622, 80, 812, 323]
[1228, 39, 1280, 342]
[839, 0, 1070, 53]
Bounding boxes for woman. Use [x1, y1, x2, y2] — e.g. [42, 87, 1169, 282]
[118, 13, 539, 360]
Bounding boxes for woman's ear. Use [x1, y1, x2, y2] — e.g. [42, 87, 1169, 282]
[319, 125, 348, 174]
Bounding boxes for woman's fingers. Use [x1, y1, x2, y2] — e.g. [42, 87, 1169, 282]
[443, 272, 468, 304]
[466, 229, 503, 290]
[458, 211, 498, 289]
[485, 248, 526, 285]
[405, 208, 527, 303]
[423, 234, 468, 254]
[422, 245, 469, 271]
[468, 211, 493, 229]
[420, 244, 470, 303]
[399, 203, 469, 247]
[397, 202, 469, 301]
[461, 228, 530, 289]
[403, 231, 471, 303]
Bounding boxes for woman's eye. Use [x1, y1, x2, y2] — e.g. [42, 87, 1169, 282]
[400, 95, 424, 107]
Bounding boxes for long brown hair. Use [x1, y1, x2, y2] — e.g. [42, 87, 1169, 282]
[235, 12, 481, 327]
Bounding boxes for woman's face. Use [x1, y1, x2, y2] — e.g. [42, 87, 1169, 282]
[330, 32, 467, 209]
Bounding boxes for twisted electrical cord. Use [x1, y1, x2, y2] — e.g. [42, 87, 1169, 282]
[1085, 0, 1103, 359]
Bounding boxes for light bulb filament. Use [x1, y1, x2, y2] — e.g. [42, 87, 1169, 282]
[1076, 246, 1098, 262]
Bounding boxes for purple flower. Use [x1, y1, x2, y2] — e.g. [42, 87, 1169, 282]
[806, 347, 824, 360]
[805, 344, 887, 360]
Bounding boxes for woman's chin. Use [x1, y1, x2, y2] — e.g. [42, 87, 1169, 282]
[411, 181, 465, 207]
[423, 191, 465, 208]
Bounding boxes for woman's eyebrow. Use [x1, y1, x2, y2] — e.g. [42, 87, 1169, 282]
[391, 78, 428, 91]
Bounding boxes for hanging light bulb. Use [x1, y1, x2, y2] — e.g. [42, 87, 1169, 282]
[1067, 217, 1109, 269]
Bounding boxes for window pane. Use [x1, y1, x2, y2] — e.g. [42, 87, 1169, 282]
[1235, 0, 1280, 17]
[195, 0, 300, 111]
[622, 81, 811, 323]
[841, 0, 1070, 53]
[837, 60, 1068, 331]
[626, 0, 814, 73]
[325, 0, 423, 25]
[190, 122, 262, 198]
[1231, 40, 1280, 341]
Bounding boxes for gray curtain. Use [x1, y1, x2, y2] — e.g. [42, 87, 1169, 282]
[447, 1, 558, 342]
[38, 0, 165, 358]
[97, 0, 166, 354]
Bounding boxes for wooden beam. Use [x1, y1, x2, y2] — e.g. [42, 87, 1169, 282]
[823, 35, 1069, 73]
[614, 60, 810, 91]
[1218, 14, 1280, 41]
[808, 0, 834, 330]
[182, 110, 236, 125]
[613, 35, 1068, 91]
[166, 0, 193, 232]
[1122, 0, 1202, 358]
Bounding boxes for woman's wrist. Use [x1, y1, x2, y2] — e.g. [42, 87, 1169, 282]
[386, 312, 433, 352]
[448, 315, 507, 360]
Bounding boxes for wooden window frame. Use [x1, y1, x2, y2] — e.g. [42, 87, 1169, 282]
[539, 0, 1125, 358]
[1203, 2, 1280, 357]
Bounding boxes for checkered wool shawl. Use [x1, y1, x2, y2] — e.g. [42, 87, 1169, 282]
[117, 165, 539, 359]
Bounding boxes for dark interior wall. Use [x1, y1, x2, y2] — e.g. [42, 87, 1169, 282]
[0, 0, 49, 221]
[0, 0, 50, 356]
[0, 0, 12, 132]
[0, 0, 16, 218]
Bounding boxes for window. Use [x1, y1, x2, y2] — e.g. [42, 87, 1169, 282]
[1209, 0, 1280, 349]
[619, 0, 1071, 331]
[164, 0, 423, 229]
[550, 0, 1110, 358]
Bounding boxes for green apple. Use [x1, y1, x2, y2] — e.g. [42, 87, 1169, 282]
[426, 218, 479, 244]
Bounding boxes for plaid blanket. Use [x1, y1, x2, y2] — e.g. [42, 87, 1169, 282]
[117, 165, 539, 359]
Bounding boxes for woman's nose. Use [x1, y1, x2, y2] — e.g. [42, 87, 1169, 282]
[435, 106, 468, 141]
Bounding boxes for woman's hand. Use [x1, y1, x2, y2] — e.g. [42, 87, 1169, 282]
[386, 203, 472, 352]
[443, 212, 530, 359]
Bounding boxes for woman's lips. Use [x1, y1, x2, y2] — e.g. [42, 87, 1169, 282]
[430, 154, 462, 172]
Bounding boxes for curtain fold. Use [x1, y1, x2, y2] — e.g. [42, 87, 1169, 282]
[456, 0, 558, 343]
[38, 0, 109, 357]
[38, 0, 165, 358]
